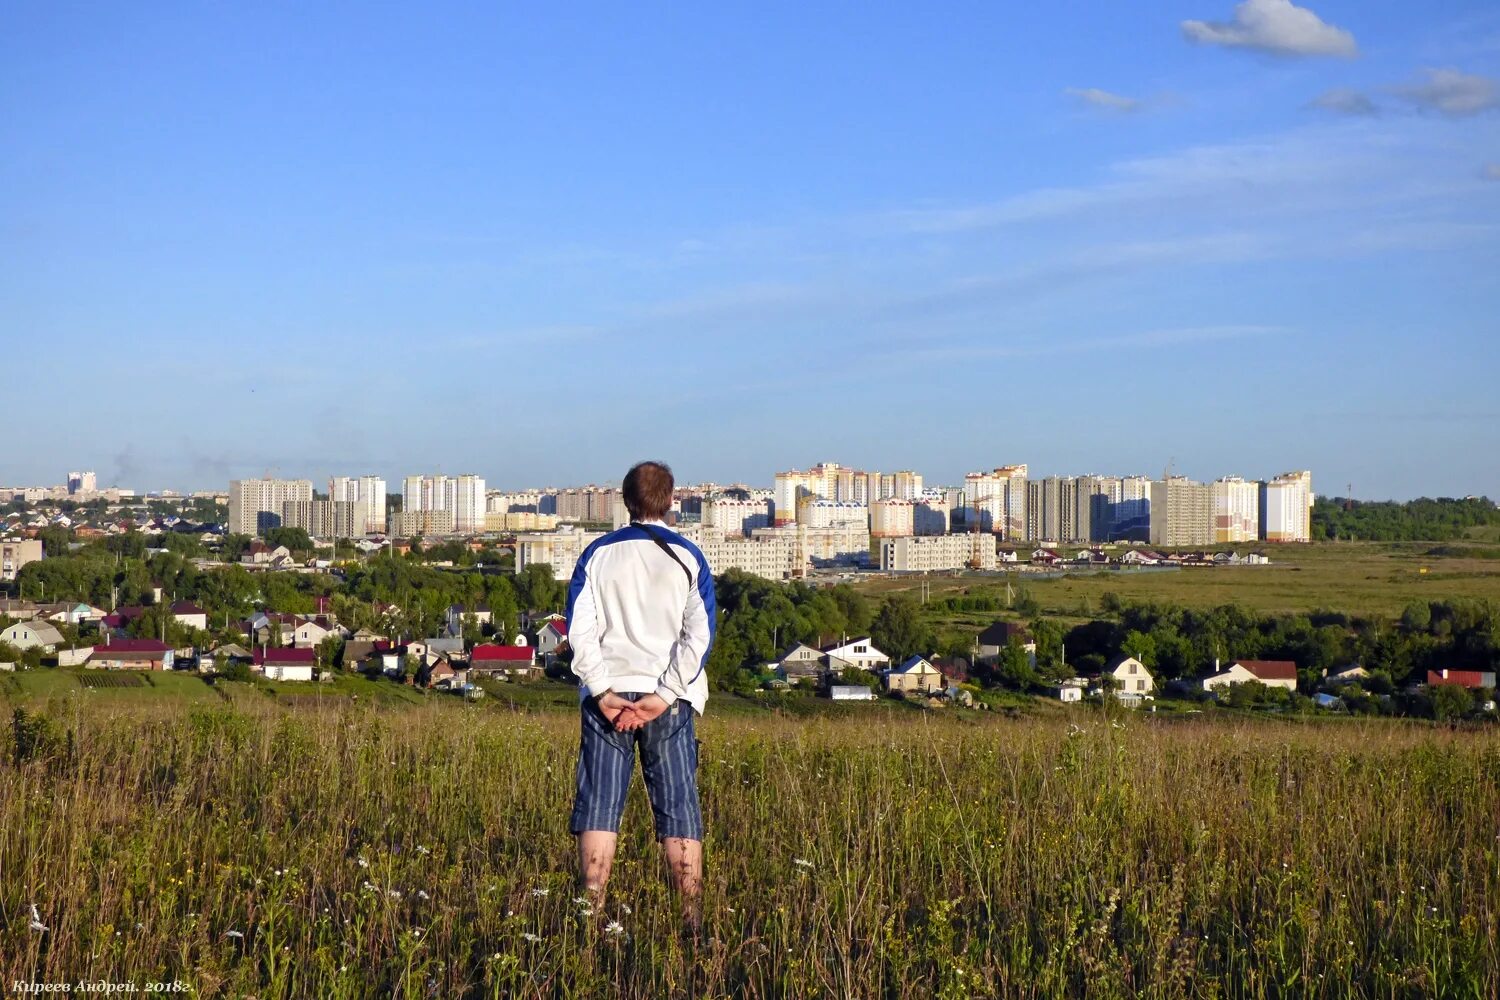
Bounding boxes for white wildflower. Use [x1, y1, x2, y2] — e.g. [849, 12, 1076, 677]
[531, 887, 549, 898]
[29, 904, 47, 934]
[226, 930, 244, 939]
[387, 889, 402, 900]
[521, 933, 542, 943]
[416, 890, 430, 901]
[415, 845, 431, 856]
[357, 856, 370, 869]
[605, 920, 624, 936]
[793, 858, 814, 869]
[621, 904, 632, 915]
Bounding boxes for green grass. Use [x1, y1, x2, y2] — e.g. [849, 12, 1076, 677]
[859, 541, 1500, 621]
[3, 700, 1496, 997]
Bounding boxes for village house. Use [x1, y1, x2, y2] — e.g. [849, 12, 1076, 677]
[1426, 668, 1497, 689]
[535, 619, 569, 656]
[170, 600, 209, 631]
[1, 620, 64, 653]
[1324, 663, 1369, 685]
[885, 655, 944, 694]
[1202, 659, 1299, 693]
[255, 646, 315, 682]
[88, 637, 174, 671]
[821, 637, 890, 673]
[1098, 655, 1155, 697]
[771, 642, 826, 685]
[446, 604, 493, 636]
[469, 643, 539, 679]
[976, 621, 1037, 666]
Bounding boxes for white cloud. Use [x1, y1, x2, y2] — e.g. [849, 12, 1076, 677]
[1308, 88, 1377, 116]
[1182, 0, 1357, 57]
[1064, 88, 1142, 114]
[1393, 68, 1499, 116]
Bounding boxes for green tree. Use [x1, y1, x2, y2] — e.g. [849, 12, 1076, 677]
[1430, 683, 1473, 722]
[869, 596, 934, 664]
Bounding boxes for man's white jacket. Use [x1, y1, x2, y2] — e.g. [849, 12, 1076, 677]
[565, 519, 716, 714]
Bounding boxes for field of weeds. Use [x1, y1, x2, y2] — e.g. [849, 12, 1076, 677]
[4, 702, 1497, 998]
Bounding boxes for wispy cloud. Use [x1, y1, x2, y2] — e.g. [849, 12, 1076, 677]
[871, 325, 1285, 365]
[1485, 164, 1500, 181]
[1392, 68, 1499, 116]
[1307, 88, 1377, 116]
[1182, 0, 1357, 58]
[1064, 87, 1143, 114]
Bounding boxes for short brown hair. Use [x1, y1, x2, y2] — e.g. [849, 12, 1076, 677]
[623, 461, 674, 522]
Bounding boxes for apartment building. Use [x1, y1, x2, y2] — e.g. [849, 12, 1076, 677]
[1261, 470, 1313, 542]
[702, 497, 772, 536]
[514, 526, 603, 581]
[228, 478, 313, 536]
[1212, 476, 1261, 543]
[281, 499, 368, 539]
[879, 533, 999, 573]
[963, 465, 1027, 539]
[1, 539, 43, 581]
[687, 530, 801, 581]
[389, 509, 457, 537]
[329, 475, 386, 533]
[1149, 477, 1214, 548]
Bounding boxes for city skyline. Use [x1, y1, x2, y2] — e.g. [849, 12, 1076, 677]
[4, 3, 1498, 498]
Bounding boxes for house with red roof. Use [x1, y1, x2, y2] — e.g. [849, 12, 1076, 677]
[469, 643, 538, 678]
[1203, 659, 1299, 693]
[1426, 668, 1496, 690]
[536, 619, 569, 656]
[88, 637, 175, 671]
[254, 646, 316, 682]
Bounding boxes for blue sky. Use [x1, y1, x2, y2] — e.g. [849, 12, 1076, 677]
[3, 1, 1497, 498]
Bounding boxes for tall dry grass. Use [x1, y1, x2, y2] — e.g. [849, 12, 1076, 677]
[3, 700, 1497, 998]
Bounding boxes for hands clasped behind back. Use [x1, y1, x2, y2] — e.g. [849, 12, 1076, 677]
[595, 690, 671, 732]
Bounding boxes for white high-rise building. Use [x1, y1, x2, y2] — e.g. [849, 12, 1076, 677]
[452, 474, 486, 534]
[229, 478, 314, 536]
[330, 475, 386, 533]
[1149, 478, 1214, 548]
[66, 471, 97, 495]
[1212, 477, 1260, 543]
[702, 497, 772, 537]
[282, 500, 367, 539]
[879, 533, 999, 572]
[1261, 471, 1313, 542]
[963, 465, 1027, 539]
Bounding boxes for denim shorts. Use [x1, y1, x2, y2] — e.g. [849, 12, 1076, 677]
[570, 692, 703, 841]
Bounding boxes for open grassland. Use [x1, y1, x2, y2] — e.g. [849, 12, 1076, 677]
[860, 542, 1500, 624]
[4, 700, 1497, 999]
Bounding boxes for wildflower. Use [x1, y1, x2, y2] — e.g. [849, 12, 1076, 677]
[415, 845, 431, 856]
[29, 904, 47, 934]
[621, 904, 632, 915]
[135, 922, 145, 931]
[226, 930, 245, 939]
[363, 881, 377, 892]
[274, 868, 284, 876]
[416, 890, 431, 901]
[605, 920, 624, 936]
[357, 857, 370, 869]
[387, 889, 402, 900]
[531, 887, 549, 898]
[793, 858, 814, 869]
[572, 896, 591, 906]
[521, 933, 542, 943]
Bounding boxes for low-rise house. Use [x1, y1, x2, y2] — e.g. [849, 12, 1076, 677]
[977, 621, 1036, 665]
[88, 637, 174, 671]
[827, 685, 876, 701]
[1202, 659, 1299, 693]
[425, 637, 466, 664]
[1046, 682, 1084, 703]
[0, 598, 40, 620]
[170, 601, 209, 631]
[37, 601, 103, 625]
[2, 621, 64, 652]
[103, 606, 149, 632]
[931, 655, 971, 684]
[470, 643, 539, 678]
[1120, 549, 1166, 566]
[1426, 668, 1497, 689]
[255, 646, 315, 682]
[771, 642, 826, 684]
[424, 660, 471, 691]
[1324, 663, 1369, 685]
[821, 637, 889, 672]
[1030, 548, 1064, 566]
[536, 619, 569, 656]
[1098, 655, 1155, 697]
[885, 655, 944, 694]
[446, 604, 493, 636]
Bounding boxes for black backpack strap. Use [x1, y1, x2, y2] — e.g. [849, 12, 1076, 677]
[634, 522, 692, 583]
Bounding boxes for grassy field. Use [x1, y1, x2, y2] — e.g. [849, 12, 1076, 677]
[859, 541, 1500, 623]
[4, 697, 1497, 998]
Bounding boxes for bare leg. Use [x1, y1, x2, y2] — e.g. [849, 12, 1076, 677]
[577, 830, 618, 904]
[662, 836, 703, 931]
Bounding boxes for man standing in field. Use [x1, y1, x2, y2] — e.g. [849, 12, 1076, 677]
[566, 460, 716, 930]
